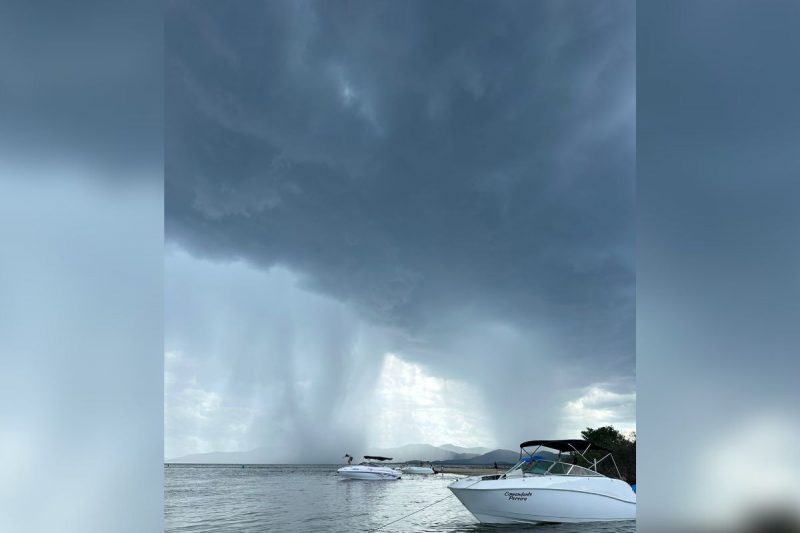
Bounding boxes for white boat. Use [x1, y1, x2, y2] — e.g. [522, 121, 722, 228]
[448, 439, 635, 524]
[401, 463, 435, 475]
[338, 455, 402, 480]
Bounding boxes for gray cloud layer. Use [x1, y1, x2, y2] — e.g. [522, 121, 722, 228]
[166, 0, 635, 452]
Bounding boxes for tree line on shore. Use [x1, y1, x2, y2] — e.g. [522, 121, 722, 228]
[580, 425, 636, 483]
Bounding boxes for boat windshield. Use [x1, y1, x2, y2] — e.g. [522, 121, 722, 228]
[523, 460, 554, 474]
[504, 459, 602, 477]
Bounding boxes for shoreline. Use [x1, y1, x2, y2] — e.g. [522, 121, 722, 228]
[164, 463, 508, 477]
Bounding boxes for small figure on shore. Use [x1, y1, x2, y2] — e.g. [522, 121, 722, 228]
[343, 453, 353, 465]
[494, 462, 498, 471]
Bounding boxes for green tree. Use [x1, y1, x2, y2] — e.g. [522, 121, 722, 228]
[580, 426, 636, 483]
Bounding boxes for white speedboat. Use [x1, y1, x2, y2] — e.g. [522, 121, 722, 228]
[448, 439, 635, 524]
[338, 455, 402, 480]
[401, 463, 435, 475]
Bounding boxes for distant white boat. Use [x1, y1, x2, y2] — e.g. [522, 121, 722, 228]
[338, 456, 401, 480]
[449, 439, 636, 524]
[401, 464, 435, 475]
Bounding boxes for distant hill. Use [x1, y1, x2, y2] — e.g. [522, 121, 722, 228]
[436, 448, 520, 465]
[167, 445, 293, 464]
[170, 450, 257, 464]
[437, 443, 492, 455]
[435, 448, 561, 466]
[372, 443, 478, 463]
[168, 442, 506, 465]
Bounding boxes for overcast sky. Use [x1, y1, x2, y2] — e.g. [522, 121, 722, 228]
[165, 0, 635, 462]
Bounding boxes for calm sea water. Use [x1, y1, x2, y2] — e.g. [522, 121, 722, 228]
[165, 464, 636, 533]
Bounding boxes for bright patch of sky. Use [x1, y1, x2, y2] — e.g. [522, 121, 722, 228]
[368, 353, 495, 450]
[558, 385, 636, 439]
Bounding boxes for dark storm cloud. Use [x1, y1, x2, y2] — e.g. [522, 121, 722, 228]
[166, 0, 634, 374]
[165, 0, 634, 453]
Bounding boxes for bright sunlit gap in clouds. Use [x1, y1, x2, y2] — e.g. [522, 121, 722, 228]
[368, 354, 496, 450]
[165, 245, 638, 460]
[558, 385, 636, 439]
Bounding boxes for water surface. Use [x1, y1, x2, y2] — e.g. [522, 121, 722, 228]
[165, 464, 636, 532]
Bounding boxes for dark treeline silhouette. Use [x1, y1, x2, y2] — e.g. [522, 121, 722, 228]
[580, 426, 636, 484]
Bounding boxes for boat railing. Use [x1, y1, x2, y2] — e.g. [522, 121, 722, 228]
[519, 443, 624, 480]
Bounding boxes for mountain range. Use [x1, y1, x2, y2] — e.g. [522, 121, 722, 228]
[372, 443, 490, 463]
[167, 443, 516, 465]
[437, 443, 492, 455]
[434, 448, 521, 465]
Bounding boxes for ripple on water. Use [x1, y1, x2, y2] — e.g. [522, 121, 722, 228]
[165, 465, 636, 533]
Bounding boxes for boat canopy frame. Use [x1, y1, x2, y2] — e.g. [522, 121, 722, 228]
[517, 439, 623, 480]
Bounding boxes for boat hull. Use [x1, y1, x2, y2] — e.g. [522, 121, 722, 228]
[448, 475, 635, 524]
[338, 466, 401, 480]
